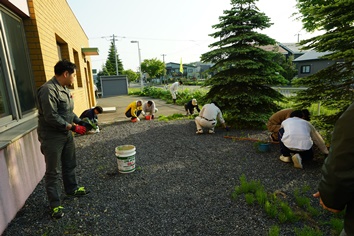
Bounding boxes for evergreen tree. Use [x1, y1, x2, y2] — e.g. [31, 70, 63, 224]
[101, 41, 124, 76]
[96, 41, 125, 89]
[201, 0, 288, 128]
[294, 0, 354, 126]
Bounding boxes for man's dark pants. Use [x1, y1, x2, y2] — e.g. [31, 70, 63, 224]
[39, 132, 78, 208]
[125, 109, 141, 118]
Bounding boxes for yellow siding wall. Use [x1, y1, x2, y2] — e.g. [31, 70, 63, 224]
[23, 0, 95, 115]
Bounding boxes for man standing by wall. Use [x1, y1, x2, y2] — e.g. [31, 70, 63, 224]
[37, 60, 90, 219]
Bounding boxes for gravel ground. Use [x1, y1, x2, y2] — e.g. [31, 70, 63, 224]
[3, 119, 335, 236]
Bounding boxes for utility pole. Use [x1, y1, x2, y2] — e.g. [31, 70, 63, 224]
[131, 41, 144, 90]
[161, 54, 166, 63]
[161, 54, 166, 84]
[111, 34, 119, 75]
[295, 33, 301, 43]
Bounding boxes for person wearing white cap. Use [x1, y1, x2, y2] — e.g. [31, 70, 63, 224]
[142, 100, 158, 119]
[195, 101, 228, 134]
[184, 98, 200, 116]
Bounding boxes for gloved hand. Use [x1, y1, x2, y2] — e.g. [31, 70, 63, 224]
[151, 115, 154, 119]
[71, 125, 86, 135]
[78, 120, 93, 129]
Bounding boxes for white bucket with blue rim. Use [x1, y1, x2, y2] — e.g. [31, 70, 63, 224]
[115, 145, 136, 173]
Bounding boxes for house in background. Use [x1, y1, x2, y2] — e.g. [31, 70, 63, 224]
[293, 51, 335, 78]
[278, 43, 306, 60]
[190, 61, 214, 80]
[0, 0, 97, 233]
[165, 62, 213, 81]
[165, 62, 197, 80]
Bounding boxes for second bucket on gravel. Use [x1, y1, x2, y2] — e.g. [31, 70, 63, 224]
[115, 145, 136, 173]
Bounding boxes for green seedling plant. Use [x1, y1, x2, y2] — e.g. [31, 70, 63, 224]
[294, 187, 320, 217]
[294, 225, 322, 236]
[233, 174, 344, 235]
[328, 218, 344, 235]
[268, 225, 280, 236]
[158, 113, 186, 121]
[245, 193, 255, 205]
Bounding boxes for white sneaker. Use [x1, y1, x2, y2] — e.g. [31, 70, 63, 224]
[292, 154, 303, 169]
[196, 129, 203, 134]
[279, 155, 291, 163]
[208, 130, 215, 134]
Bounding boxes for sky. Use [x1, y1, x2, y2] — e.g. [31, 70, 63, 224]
[67, 0, 317, 72]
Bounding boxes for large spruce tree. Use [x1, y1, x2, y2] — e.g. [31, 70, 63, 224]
[294, 0, 354, 127]
[100, 41, 124, 76]
[96, 41, 124, 89]
[201, 0, 288, 128]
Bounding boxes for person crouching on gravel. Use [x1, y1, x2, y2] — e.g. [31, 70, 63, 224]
[125, 100, 143, 122]
[278, 110, 328, 169]
[267, 108, 310, 142]
[195, 101, 228, 134]
[142, 100, 158, 119]
[79, 106, 103, 133]
[184, 98, 200, 116]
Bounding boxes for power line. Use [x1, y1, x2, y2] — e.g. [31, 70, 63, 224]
[89, 35, 211, 43]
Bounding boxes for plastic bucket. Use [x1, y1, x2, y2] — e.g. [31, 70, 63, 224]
[145, 115, 151, 120]
[115, 145, 136, 173]
[258, 143, 270, 152]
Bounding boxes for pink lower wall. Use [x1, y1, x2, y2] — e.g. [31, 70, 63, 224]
[0, 130, 45, 234]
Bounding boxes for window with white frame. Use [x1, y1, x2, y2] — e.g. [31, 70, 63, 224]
[300, 65, 311, 74]
[0, 8, 36, 131]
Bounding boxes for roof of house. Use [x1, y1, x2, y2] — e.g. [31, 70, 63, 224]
[278, 43, 306, 54]
[293, 50, 332, 62]
[258, 44, 288, 54]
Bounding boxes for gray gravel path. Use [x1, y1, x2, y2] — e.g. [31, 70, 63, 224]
[3, 119, 334, 236]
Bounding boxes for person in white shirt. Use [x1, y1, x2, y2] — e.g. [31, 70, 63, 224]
[195, 102, 228, 134]
[279, 110, 328, 169]
[142, 100, 158, 119]
[170, 80, 182, 104]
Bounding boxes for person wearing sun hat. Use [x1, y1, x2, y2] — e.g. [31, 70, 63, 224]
[184, 98, 200, 116]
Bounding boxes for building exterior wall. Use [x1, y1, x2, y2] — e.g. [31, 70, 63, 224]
[24, 0, 96, 113]
[1, 0, 96, 233]
[0, 130, 45, 234]
[296, 60, 335, 78]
